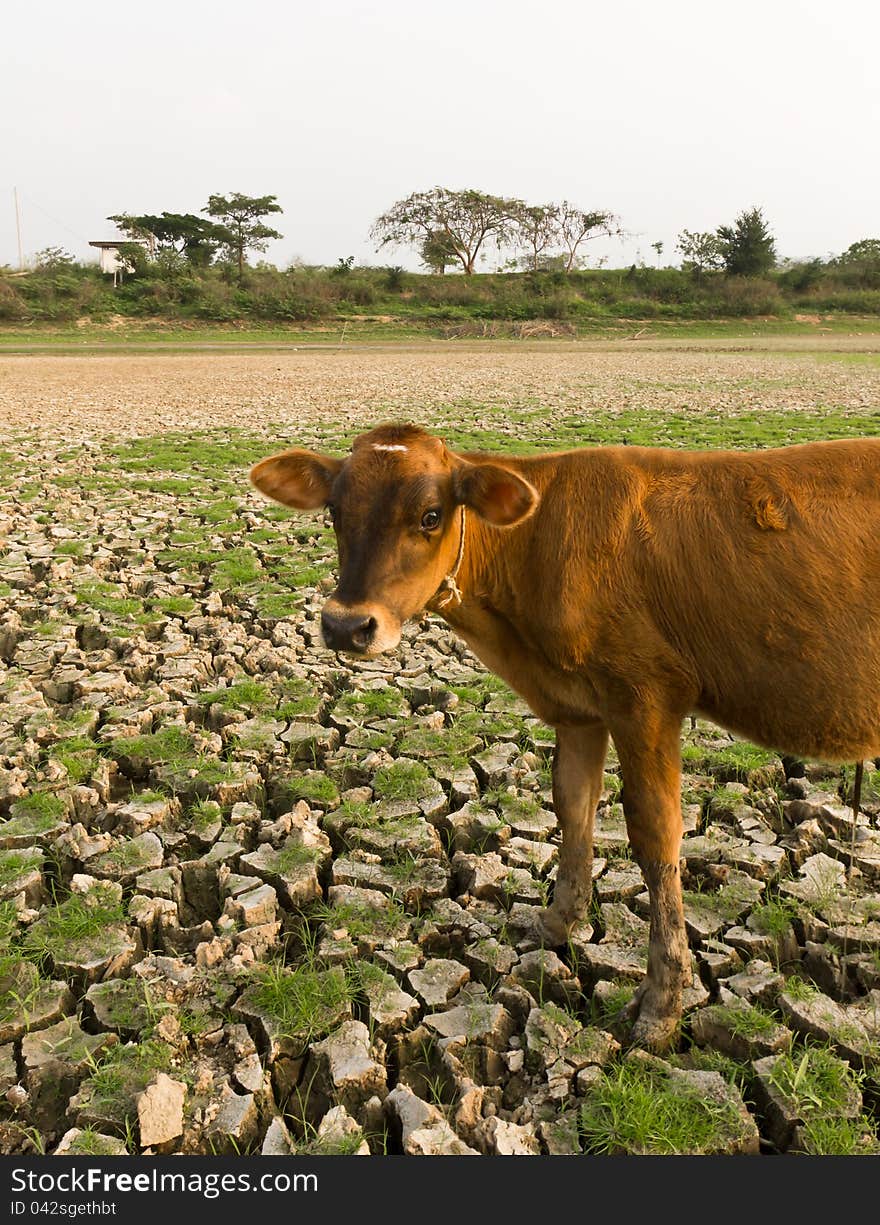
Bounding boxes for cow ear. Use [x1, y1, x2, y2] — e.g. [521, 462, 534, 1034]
[250, 450, 342, 510]
[454, 461, 539, 527]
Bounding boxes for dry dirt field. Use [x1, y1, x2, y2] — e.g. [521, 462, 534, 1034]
[0, 340, 879, 1157]
[1, 339, 880, 439]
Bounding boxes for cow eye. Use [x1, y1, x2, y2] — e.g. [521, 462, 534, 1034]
[421, 508, 441, 531]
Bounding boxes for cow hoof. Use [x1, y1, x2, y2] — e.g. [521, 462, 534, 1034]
[629, 1010, 680, 1053]
[615, 983, 680, 1052]
[534, 906, 573, 947]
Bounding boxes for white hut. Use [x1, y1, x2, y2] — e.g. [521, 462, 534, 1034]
[88, 238, 152, 286]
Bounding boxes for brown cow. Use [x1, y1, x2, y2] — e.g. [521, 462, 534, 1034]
[251, 423, 880, 1049]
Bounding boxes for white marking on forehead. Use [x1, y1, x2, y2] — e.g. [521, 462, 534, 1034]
[372, 444, 408, 453]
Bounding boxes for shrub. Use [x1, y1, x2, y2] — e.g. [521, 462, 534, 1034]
[777, 259, 825, 293]
[800, 289, 880, 313]
[711, 277, 785, 316]
[0, 279, 29, 320]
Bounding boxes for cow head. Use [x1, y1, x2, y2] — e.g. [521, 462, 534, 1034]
[250, 423, 538, 656]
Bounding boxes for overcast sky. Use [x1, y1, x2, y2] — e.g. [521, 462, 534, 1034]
[2, 0, 878, 271]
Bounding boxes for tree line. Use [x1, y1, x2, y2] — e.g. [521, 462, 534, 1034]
[27, 185, 872, 286]
[4, 186, 879, 326]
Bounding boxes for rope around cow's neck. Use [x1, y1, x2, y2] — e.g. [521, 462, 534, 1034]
[435, 505, 467, 608]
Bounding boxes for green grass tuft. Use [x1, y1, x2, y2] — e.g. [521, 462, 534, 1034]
[580, 1059, 750, 1155]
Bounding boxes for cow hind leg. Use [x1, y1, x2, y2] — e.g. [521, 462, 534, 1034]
[615, 717, 691, 1052]
[537, 722, 609, 944]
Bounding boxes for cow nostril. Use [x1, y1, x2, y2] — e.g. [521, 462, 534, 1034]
[321, 609, 377, 653]
[320, 610, 341, 647]
[350, 616, 377, 650]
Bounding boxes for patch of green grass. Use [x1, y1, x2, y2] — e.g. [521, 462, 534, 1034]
[95, 838, 154, 871]
[24, 885, 125, 963]
[0, 952, 43, 1024]
[0, 850, 41, 892]
[707, 741, 778, 782]
[782, 975, 821, 1003]
[152, 596, 197, 616]
[372, 760, 432, 801]
[333, 798, 374, 826]
[334, 687, 408, 721]
[8, 791, 67, 823]
[280, 773, 339, 806]
[31, 620, 65, 638]
[132, 477, 192, 496]
[250, 961, 353, 1044]
[62, 1127, 129, 1156]
[0, 901, 21, 950]
[712, 1002, 783, 1041]
[579, 1059, 750, 1154]
[86, 978, 165, 1034]
[83, 1039, 175, 1124]
[313, 897, 410, 943]
[54, 540, 87, 557]
[188, 799, 222, 833]
[749, 896, 799, 939]
[589, 980, 635, 1029]
[395, 723, 476, 762]
[183, 757, 243, 786]
[480, 789, 541, 823]
[176, 1004, 223, 1037]
[168, 529, 203, 544]
[210, 547, 262, 589]
[448, 684, 484, 706]
[252, 589, 299, 620]
[198, 679, 273, 711]
[797, 1115, 880, 1155]
[443, 402, 880, 453]
[109, 725, 194, 766]
[293, 1131, 368, 1156]
[456, 710, 524, 741]
[344, 729, 395, 753]
[276, 678, 323, 719]
[273, 842, 324, 874]
[110, 430, 270, 479]
[51, 737, 99, 783]
[130, 789, 167, 805]
[767, 1046, 862, 1119]
[75, 581, 143, 618]
[269, 560, 331, 589]
[202, 498, 242, 523]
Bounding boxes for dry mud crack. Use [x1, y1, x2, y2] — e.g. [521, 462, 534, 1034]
[0, 346, 879, 1156]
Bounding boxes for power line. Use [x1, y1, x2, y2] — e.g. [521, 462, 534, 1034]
[17, 190, 94, 248]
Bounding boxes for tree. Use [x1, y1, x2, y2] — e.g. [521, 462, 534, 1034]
[109, 212, 228, 266]
[716, 206, 776, 277]
[372, 188, 520, 275]
[835, 238, 880, 265]
[203, 193, 283, 283]
[676, 229, 724, 274]
[651, 241, 664, 266]
[33, 247, 75, 271]
[512, 203, 560, 271]
[555, 202, 620, 272]
[831, 238, 880, 288]
[420, 229, 459, 274]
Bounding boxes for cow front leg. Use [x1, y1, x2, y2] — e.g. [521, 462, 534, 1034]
[537, 721, 609, 945]
[614, 716, 690, 1051]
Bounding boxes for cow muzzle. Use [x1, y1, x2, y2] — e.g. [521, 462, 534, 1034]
[320, 601, 401, 656]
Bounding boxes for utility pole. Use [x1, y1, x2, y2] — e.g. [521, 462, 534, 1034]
[13, 187, 24, 270]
